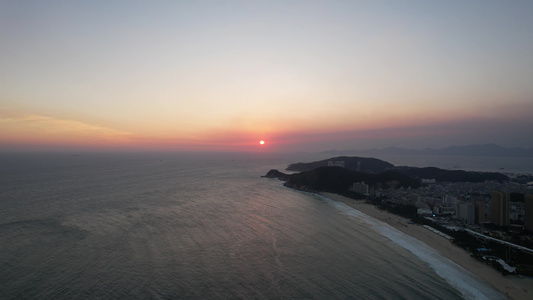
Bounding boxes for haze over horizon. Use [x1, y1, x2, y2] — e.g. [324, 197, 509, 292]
[2, 1, 532, 152]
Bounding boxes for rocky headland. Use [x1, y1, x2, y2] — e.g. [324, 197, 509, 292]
[265, 156, 509, 195]
[263, 156, 532, 299]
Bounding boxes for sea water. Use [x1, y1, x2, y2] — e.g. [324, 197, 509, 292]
[322, 197, 503, 299]
[0, 152, 504, 299]
[364, 154, 533, 174]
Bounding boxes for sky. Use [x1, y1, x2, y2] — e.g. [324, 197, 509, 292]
[1, 1, 533, 152]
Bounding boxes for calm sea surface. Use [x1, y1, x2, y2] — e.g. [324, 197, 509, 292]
[0, 152, 506, 299]
[369, 154, 533, 174]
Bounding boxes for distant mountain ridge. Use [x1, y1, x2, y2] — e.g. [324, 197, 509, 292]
[322, 143, 533, 157]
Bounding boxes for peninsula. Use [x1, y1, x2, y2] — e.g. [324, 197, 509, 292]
[264, 156, 533, 299]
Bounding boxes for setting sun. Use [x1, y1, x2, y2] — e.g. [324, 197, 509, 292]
[259, 140, 265, 145]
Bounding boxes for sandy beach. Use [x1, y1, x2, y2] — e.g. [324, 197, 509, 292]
[320, 192, 533, 300]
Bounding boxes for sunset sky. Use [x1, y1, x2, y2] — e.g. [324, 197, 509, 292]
[1, 1, 532, 152]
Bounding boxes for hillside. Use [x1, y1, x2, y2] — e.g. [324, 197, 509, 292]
[286, 156, 394, 173]
[286, 156, 508, 183]
[394, 166, 508, 183]
[268, 166, 420, 194]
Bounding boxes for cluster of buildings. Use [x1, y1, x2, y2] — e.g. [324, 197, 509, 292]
[353, 180, 533, 233]
[491, 191, 533, 231]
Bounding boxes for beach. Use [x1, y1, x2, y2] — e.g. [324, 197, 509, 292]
[321, 192, 533, 300]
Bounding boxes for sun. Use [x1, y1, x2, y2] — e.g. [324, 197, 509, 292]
[259, 140, 265, 145]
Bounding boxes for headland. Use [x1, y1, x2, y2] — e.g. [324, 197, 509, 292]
[264, 155, 533, 299]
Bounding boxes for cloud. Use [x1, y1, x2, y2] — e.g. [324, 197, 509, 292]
[0, 108, 134, 149]
[2, 98, 532, 152]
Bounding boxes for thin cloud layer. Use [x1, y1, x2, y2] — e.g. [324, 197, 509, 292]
[1, 1, 532, 152]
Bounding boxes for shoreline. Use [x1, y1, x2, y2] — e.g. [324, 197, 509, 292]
[320, 192, 533, 300]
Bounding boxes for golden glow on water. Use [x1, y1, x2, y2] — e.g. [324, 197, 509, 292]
[0, 153, 499, 299]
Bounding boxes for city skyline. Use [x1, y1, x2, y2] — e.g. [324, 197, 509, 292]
[2, 1, 533, 152]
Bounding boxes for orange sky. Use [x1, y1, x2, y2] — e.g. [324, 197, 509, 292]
[1, 1, 533, 152]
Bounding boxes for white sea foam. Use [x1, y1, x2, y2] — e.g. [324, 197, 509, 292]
[320, 196, 505, 300]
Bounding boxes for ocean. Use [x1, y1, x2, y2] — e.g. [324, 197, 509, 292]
[367, 154, 533, 174]
[0, 152, 509, 299]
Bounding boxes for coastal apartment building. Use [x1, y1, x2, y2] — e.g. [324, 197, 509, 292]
[525, 194, 533, 232]
[473, 199, 486, 224]
[491, 191, 510, 227]
[457, 203, 475, 224]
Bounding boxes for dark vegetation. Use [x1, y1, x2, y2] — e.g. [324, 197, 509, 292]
[287, 156, 394, 173]
[286, 156, 509, 183]
[262, 169, 290, 181]
[463, 236, 533, 276]
[277, 166, 420, 193]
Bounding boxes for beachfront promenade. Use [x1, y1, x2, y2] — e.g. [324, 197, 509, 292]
[464, 228, 533, 254]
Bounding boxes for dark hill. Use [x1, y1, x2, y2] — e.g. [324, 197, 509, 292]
[395, 166, 509, 183]
[283, 166, 420, 193]
[285, 166, 355, 192]
[286, 156, 394, 173]
[286, 156, 508, 183]
[262, 169, 289, 180]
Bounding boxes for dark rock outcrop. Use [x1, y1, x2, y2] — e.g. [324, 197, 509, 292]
[262, 169, 290, 181]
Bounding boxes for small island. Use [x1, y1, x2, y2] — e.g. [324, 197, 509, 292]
[264, 156, 533, 299]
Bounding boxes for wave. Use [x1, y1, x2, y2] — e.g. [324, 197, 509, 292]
[319, 195, 505, 300]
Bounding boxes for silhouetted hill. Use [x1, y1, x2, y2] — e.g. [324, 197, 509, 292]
[262, 169, 289, 180]
[280, 166, 420, 193]
[285, 166, 355, 192]
[286, 156, 394, 173]
[394, 166, 509, 183]
[284, 156, 509, 184]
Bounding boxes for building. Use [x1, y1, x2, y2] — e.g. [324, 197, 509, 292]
[417, 208, 433, 216]
[458, 203, 475, 224]
[352, 182, 369, 195]
[328, 160, 345, 168]
[473, 199, 486, 224]
[491, 191, 510, 227]
[525, 194, 533, 232]
[439, 206, 455, 215]
[443, 195, 458, 206]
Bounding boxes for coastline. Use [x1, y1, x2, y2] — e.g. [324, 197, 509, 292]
[320, 192, 533, 300]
